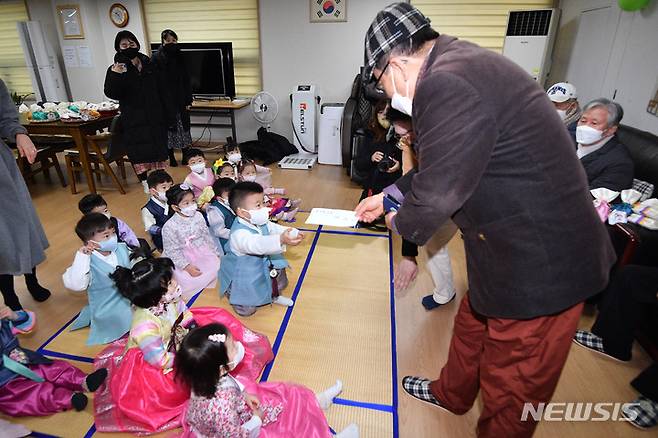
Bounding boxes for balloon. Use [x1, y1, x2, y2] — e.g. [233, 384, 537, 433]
[618, 0, 651, 11]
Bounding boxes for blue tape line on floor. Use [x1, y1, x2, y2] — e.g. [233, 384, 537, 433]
[40, 349, 94, 364]
[334, 397, 394, 413]
[319, 229, 388, 238]
[388, 231, 400, 438]
[260, 225, 323, 382]
[186, 289, 204, 307]
[37, 312, 80, 351]
[83, 424, 96, 438]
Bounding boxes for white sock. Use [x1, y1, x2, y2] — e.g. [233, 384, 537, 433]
[273, 295, 294, 307]
[316, 379, 343, 410]
[0, 418, 31, 437]
[142, 180, 149, 194]
[334, 423, 359, 438]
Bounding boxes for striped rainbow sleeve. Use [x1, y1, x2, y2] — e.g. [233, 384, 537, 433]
[131, 319, 175, 370]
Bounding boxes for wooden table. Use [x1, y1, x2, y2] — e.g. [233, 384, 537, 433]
[189, 99, 250, 142]
[22, 116, 114, 194]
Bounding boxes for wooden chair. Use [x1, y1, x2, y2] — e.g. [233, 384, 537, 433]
[64, 115, 134, 194]
[15, 146, 67, 188]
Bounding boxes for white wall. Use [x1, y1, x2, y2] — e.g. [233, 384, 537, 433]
[259, 0, 392, 141]
[550, 0, 658, 135]
[25, 0, 147, 102]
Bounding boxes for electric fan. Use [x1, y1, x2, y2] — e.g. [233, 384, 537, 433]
[251, 91, 278, 129]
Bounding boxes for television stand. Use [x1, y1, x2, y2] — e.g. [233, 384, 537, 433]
[189, 98, 250, 143]
[193, 95, 231, 102]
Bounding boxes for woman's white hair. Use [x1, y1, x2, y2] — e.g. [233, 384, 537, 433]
[583, 98, 624, 127]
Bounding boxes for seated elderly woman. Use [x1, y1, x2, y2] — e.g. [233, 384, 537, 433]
[576, 98, 634, 192]
[547, 82, 581, 143]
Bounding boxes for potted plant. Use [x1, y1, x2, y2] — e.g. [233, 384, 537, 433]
[11, 91, 33, 124]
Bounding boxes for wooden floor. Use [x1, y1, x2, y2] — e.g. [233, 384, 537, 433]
[3, 150, 652, 437]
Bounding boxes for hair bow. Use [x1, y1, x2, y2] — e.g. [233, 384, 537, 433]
[179, 183, 191, 191]
[208, 333, 226, 343]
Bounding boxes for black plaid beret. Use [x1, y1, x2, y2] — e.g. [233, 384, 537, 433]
[363, 2, 431, 81]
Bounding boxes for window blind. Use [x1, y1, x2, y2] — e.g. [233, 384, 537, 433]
[0, 0, 32, 95]
[411, 0, 555, 53]
[142, 0, 261, 96]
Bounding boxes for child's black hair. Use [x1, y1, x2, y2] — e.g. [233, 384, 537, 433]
[110, 257, 174, 308]
[186, 148, 205, 160]
[217, 162, 235, 175]
[166, 184, 194, 207]
[75, 213, 113, 242]
[225, 143, 239, 154]
[160, 29, 178, 43]
[228, 181, 263, 212]
[174, 324, 231, 398]
[147, 169, 174, 189]
[237, 159, 256, 175]
[78, 194, 107, 214]
[212, 177, 236, 198]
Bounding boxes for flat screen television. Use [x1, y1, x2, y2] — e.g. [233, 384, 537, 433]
[150, 42, 236, 98]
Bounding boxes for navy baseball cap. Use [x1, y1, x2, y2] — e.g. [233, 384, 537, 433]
[363, 3, 431, 81]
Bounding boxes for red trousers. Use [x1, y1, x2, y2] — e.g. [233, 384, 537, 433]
[430, 294, 583, 438]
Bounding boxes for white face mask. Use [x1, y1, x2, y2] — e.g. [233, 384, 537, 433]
[242, 175, 257, 182]
[556, 109, 567, 121]
[227, 153, 241, 164]
[102, 211, 111, 219]
[179, 204, 197, 217]
[245, 207, 270, 226]
[189, 163, 205, 174]
[390, 68, 413, 116]
[227, 341, 245, 370]
[576, 125, 605, 145]
[157, 191, 168, 202]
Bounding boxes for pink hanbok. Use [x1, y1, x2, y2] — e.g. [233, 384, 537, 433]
[180, 375, 332, 438]
[162, 211, 220, 299]
[184, 168, 216, 198]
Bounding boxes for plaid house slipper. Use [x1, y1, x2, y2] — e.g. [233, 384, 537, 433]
[402, 376, 451, 413]
[572, 330, 629, 362]
[623, 396, 658, 429]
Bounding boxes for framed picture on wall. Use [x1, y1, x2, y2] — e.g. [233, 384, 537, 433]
[310, 0, 347, 23]
[57, 4, 85, 39]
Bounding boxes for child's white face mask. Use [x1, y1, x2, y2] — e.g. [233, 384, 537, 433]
[179, 205, 198, 217]
[242, 175, 257, 182]
[245, 207, 269, 226]
[189, 163, 205, 174]
[227, 153, 241, 164]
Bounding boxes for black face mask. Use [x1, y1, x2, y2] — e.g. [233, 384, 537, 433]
[163, 43, 180, 54]
[120, 47, 139, 60]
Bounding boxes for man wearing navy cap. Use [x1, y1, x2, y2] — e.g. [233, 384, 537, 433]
[356, 3, 616, 437]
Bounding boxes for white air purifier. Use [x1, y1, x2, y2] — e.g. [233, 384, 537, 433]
[502, 9, 560, 86]
[318, 103, 344, 165]
[291, 84, 319, 153]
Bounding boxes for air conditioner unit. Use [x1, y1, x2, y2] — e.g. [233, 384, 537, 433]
[502, 9, 560, 86]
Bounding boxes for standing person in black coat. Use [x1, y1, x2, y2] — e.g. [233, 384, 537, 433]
[152, 29, 193, 167]
[104, 30, 169, 193]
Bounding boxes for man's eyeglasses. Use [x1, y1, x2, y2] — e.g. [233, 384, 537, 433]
[363, 61, 389, 102]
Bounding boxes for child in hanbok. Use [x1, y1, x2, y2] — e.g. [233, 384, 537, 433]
[238, 160, 300, 222]
[0, 305, 107, 416]
[175, 324, 359, 438]
[93, 257, 274, 434]
[220, 182, 303, 316]
[184, 148, 216, 198]
[206, 177, 237, 255]
[162, 184, 220, 298]
[62, 213, 133, 345]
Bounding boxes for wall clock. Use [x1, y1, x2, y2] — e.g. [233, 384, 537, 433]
[109, 3, 129, 28]
[310, 0, 347, 23]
